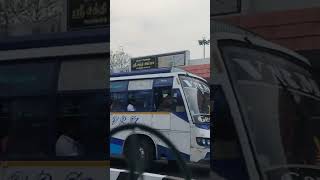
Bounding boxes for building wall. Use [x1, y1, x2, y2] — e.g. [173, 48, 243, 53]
[217, 7, 320, 52]
[212, 4, 320, 79]
[247, 0, 320, 13]
[188, 58, 210, 65]
[212, 0, 320, 17]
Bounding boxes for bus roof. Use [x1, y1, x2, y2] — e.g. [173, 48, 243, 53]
[111, 67, 207, 82]
[111, 67, 186, 77]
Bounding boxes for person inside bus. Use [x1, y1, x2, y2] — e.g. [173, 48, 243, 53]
[55, 117, 84, 157]
[127, 98, 136, 112]
[158, 93, 173, 112]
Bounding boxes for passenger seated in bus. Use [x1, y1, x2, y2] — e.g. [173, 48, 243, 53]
[158, 94, 173, 112]
[55, 117, 84, 157]
[127, 99, 136, 112]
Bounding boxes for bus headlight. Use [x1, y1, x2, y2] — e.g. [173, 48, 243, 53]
[196, 137, 210, 147]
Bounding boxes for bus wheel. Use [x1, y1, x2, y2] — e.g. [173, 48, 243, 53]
[124, 136, 155, 170]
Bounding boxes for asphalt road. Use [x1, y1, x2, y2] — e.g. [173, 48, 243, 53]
[110, 157, 217, 180]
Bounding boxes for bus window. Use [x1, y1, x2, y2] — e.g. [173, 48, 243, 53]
[58, 59, 106, 91]
[128, 91, 153, 112]
[56, 92, 107, 159]
[154, 78, 174, 112]
[56, 59, 108, 160]
[156, 89, 173, 112]
[6, 98, 52, 159]
[0, 62, 56, 160]
[127, 79, 153, 112]
[111, 92, 127, 112]
[172, 89, 186, 113]
[111, 81, 128, 112]
[0, 62, 56, 96]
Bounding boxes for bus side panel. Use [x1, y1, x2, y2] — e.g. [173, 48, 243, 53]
[151, 113, 171, 130]
[110, 112, 171, 156]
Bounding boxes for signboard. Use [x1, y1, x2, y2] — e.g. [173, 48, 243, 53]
[211, 0, 241, 16]
[158, 54, 185, 67]
[131, 57, 157, 71]
[131, 51, 189, 71]
[68, 0, 109, 30]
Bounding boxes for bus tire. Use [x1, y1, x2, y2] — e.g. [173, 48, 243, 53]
[124, 136, 155, 170]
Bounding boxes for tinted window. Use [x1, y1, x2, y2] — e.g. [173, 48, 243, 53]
[0, 62, 56, 97]
[5, 98, 51, 159]
[111, 81, 128, 112]
[154, 78, 173, 87]
[111, 81, 128, 92]
[111, 92, 128, 112]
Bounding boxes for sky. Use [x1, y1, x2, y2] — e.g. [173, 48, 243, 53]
[110, 0, 210, 59]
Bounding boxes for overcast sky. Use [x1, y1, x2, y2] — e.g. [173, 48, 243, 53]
[111, 0, 210, 59]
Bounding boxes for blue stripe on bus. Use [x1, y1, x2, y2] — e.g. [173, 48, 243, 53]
[195, 123, 210, 130]
[110, 137, 191, 161]
[172, 112, 189, 123]
[157, 145, 190, 161]
[110, 144, 122, 155]
[110, 137, 124, 155]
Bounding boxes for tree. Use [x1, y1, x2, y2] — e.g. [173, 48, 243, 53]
[110, 47, 131, 73]
[0, 1, 12, 35]
[0, 0, 62, 34]
[6, 0, 62, 23]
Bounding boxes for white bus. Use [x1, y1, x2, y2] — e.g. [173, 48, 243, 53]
[110, 68, 210, 164]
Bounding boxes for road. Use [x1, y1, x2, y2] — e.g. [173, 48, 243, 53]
[110, 157, 215, 180]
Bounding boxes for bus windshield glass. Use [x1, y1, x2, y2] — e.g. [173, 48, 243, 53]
[179, 75, 210, 123]
[220, 42, 320, 174]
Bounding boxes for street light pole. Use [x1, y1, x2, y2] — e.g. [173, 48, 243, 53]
[198, 37, 210, 60]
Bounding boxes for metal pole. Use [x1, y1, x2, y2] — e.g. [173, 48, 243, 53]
[203, 43, 205, 60]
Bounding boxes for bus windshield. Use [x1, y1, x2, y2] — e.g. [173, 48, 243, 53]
[221, 42, 320, 176]
[179, 75, 210, 123]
